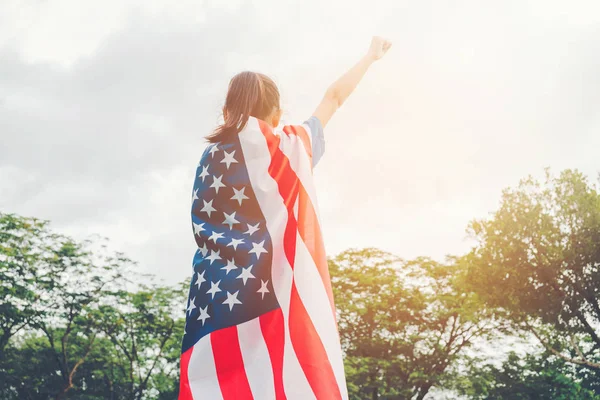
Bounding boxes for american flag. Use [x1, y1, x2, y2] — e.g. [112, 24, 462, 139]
[178, 116, 348, 400]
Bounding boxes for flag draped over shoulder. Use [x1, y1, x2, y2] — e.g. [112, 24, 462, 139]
[179, 116, 348, 400]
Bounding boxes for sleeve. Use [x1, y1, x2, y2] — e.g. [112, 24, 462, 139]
[303, 116, 325, 168]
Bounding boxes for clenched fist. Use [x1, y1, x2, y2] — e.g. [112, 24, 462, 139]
[367, 36, 392, 61]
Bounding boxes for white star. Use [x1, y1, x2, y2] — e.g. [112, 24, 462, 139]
[231, 187, 250, 206]
[220, 150, 239, 169]
[222, 211, 240, 230]
[192, 188, 199, 202]
[210, 175, 226, 194]
[198, 165, 210, 182]
[244, 222, 260, 236]
[227, 237, 245, 251]
[249, 240, 268, 260]
[209, 144, 220, 158]
[258, 280, 270, 299]
[208, 231, 225, 244]
[193, 222, 205, 236]
[186, 296, 197, 315]
[197, 305, 210, 326]
[206, 249, 222, 265]
[223, 291, 242, 311]
[199, 242, 209, 257]
[200, 199, 216, 217]
[221, 258, 239, 275]
[206, 280, 222, 299]
[194, 271, 206, 290]
[236, 265, 256, 285]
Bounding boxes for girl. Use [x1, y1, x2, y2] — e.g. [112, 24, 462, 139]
[180, 37, 392, 400]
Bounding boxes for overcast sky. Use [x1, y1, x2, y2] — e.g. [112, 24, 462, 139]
[2, 0, 600, 284]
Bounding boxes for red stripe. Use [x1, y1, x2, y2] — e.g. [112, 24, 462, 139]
[259, 309, 287, 400]
[298, 184, 336, 315]
[289, 283, 342, 398]
[178, 347, 194, 400]
[211, 326, 254, 400]
[258, 120, 342, 400]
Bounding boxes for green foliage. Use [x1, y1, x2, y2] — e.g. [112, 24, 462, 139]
[0, 213, 75, 354]
[0, 212, 186, 399]
[1, 334, 63, 399]
[467, 169, 600, 371]
[97, 284, 186, 399]
[330, 248, 501, 399]
[451, 352, 600, 400]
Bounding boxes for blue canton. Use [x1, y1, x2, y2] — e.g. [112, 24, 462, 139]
[181, 136, 279, 353]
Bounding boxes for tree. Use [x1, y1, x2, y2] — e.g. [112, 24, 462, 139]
[0, 334, 64, 399]
[0, 213, 74, 355]
[0, 212, 187, 399]
[31, 236, 127, 399]
[451, 351, 600, 399]
[330, 248, 502, 399]
[467, 169, 600, 371]
[0, 300, 185, 400]
[97, 283, 186, 400]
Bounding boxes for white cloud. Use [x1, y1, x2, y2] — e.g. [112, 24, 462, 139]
[2, 0, 600, 284]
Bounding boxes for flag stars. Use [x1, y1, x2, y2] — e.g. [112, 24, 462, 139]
[206, 249, 222, 265]
[186, 296, 197, 315]
[199, 242, 209, 257]
[209, 144, 220, 158]
[194, 271, 206, 290]
[208, 231, 225, 244]
[244, 222, 260, 236]
[200, 199, 216, 218]
[198, 165, 210, 182]
[193, 222, 205, 236]
[258, 280, 270, 299]
[220, 150, 239, 169]
[223, 291, 242, 311]
[249, 240, 268, 260]
[236, 265, 256, 285]
[197, 305, 210, 326]
[222, 211, 240, 230]
[192, 188, 199, 202]
[206, 280, 222, 300]
[221, 258, 238, 275]
[210, 175, 226, 194]
[227, 237, 245, 251]
[231, 187, 249, 206]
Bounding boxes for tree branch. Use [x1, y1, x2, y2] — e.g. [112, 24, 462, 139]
[134, 322, 175, 400]
[526, 321, 600, 371]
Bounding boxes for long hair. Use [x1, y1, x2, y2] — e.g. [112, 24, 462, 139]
[206, 71, 280, 143]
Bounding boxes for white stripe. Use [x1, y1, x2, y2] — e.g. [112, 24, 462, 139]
[237, 317, 277, 399]
[188, 335, 224, 400]
[294, 232, 349, 399]
[278, 125, 322, 223]
[238, 117, 316, 400]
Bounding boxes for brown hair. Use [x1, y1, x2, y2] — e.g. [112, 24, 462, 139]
[206, 71, 280, 143]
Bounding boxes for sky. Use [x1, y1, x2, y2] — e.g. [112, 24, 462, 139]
[2, 0, 600, 285]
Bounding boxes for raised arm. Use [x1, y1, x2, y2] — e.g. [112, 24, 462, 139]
[312, 36, 392, 128]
